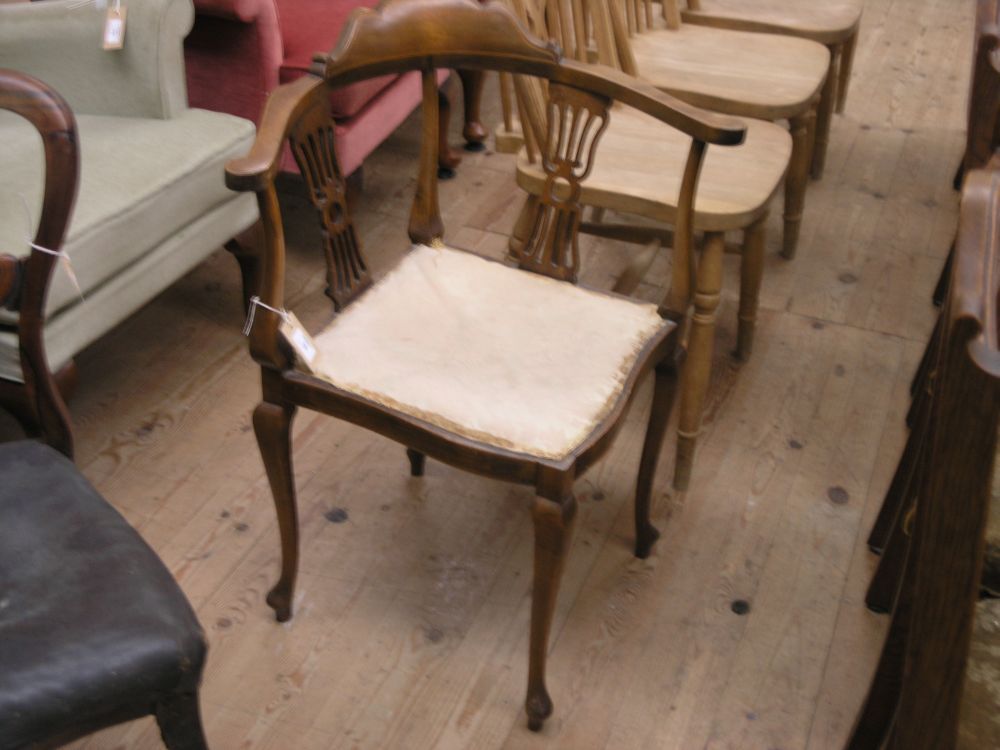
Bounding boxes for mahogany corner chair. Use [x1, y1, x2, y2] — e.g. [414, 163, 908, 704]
[226, 0, 745, 730]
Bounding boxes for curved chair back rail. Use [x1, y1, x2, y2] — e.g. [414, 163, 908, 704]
[0, 69, 79, 456]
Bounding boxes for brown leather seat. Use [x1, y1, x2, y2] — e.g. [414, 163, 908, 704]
[0, 441, 208, 749]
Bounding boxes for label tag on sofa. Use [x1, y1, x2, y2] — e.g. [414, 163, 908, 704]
[279, 312, 318, 373]
[103, 5, 126, 50]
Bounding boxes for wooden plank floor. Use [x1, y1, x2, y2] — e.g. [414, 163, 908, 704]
[39, 0, 973, 746]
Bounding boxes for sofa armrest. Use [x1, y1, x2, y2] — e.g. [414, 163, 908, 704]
[0, 0, 194, 119]
[193, 0, 272, 23]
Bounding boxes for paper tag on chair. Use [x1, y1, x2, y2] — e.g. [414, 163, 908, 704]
[279, 312, 318, 373]
[103, 5, 126, 50]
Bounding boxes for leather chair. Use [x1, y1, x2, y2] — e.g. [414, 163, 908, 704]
[0, 441, 209, 749]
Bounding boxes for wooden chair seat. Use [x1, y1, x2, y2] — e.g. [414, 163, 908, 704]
[631, 19, 830, 121]
[307, 243, 670, 460]
[680, 0, 862, 45]
[516, 107, 791, 232]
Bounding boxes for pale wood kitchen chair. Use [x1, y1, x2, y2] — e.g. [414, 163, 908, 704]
[603, 0, 829, 260]
[679, 0, 863, 178]
[225, 0, 747, 729]
[508, 0, 792, 489]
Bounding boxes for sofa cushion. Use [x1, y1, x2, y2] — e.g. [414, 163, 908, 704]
[0, 108, 255, 320]
[0, 441, 206, 749]
[276, 0, 397, 119]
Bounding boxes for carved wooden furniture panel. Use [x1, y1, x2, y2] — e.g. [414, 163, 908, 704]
[846, 166, 1000, 750]
[226, 0, 746, 730]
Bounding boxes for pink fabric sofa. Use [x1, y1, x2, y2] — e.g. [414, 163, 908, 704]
[184, 0, 482, 178]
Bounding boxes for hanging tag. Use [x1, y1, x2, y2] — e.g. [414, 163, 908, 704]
[279, 312, 318, 373]
[103, 5, 126, 50]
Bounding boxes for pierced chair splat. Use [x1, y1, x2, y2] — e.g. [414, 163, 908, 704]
[225, 0, 746, 731]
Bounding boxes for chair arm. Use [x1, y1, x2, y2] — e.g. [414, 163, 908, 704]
[0, 0, 194, 119]
[226, 76, 327, 192]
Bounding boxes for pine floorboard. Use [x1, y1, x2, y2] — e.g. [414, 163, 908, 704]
[26, 0, 974, 746]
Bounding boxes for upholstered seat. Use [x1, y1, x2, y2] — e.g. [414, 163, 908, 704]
[0, 109, 257, 381]
[0, 441, 207, 749]
[309, 243, 667, 460]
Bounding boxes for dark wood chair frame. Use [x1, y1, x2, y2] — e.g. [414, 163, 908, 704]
[0, 77, 208, 750]
[846, 165, 1000, 750]
[226, 0, 745, 731]
[0, 69, 80, 459]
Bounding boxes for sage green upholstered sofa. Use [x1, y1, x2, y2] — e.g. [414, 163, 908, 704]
[0, 0, 258, 454]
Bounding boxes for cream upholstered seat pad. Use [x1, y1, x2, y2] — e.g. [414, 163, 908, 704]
[309, 244, 667, 460]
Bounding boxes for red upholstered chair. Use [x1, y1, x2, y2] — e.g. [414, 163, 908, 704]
[184, 0, 486, 180]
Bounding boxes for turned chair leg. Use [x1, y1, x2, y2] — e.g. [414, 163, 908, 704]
[836, 29, 859, 114]
[634, 349, 681, 558]
[783, 110, 814, 259]
[811, 44, 841, 180]
[509, 194, 539, 261]
[155, 691, 209, 750]
[736, 216, 767, 360]
[406, 447, 426, 477]
[457, 69, 487, 151]
[437, 88, 463, 180]
[225, 219, 263, 314]
[254, 400, 299, 622]
[674, 231, 725, 491]
[526, 491, 577, 732]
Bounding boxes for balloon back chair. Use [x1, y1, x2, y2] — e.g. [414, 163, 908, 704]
[225, 0, 745, 730]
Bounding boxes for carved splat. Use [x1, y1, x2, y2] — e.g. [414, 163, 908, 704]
[289, 99, 371, 310]
[511, 83, 610, 282]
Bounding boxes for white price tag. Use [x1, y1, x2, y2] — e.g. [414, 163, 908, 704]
[103, 7, 126, 50]
[280, 312, 318, 372]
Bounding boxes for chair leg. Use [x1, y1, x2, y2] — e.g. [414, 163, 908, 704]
[674, 231, 725, 491]
[847, 532, 917, 749]
[406, 447, 426, 477]
[737, 217, 767, 360]
[509, 194, 539, 260]
[526, 492, 577, 732]
[866, 504, 910, 614]
[932, 245, 954, 307]
[634, 349, 681, 558]
[224, 220, 263, 315]
[254, 400, 299, 622]
[811, 44, 841, 180]
[868, 431, 917, 554]
[836, 30, 858, 114]
[155, 692, 209, 750]
[910, 311, 941, 398]
[783, 110, 814, 259]
[437, 88, 462, 180]
[457, 69, 487, 151]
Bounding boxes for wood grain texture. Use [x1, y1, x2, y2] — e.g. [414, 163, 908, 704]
[34, 0, 985, 747]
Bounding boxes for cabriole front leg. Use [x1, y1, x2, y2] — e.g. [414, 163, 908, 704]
[526, 491, 578, 731]
[254, 399, 299, 622]
[634, 349, 681, 558]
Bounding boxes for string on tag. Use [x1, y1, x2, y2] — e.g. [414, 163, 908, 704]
[5, 191, 84, 302]
[243, 295, 288, 336]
